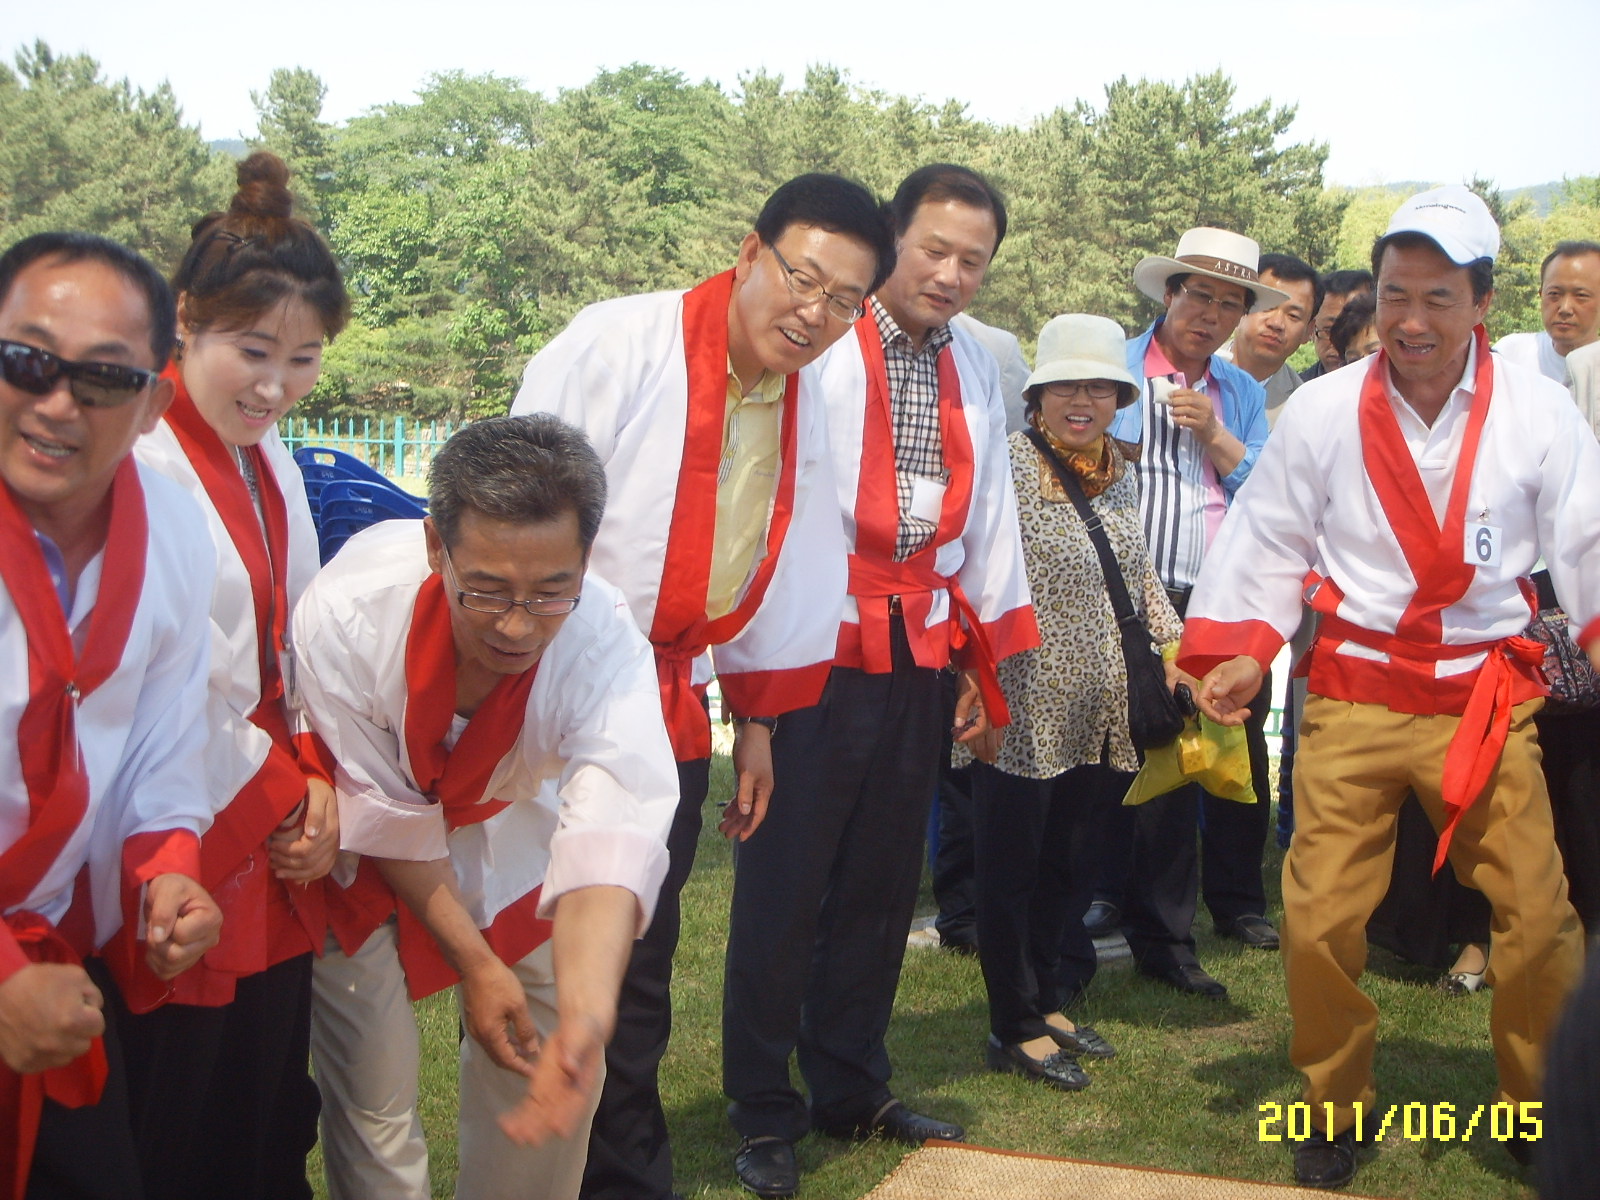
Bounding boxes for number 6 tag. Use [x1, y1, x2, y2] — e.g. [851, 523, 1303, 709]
[1466, 523, 1501, 567]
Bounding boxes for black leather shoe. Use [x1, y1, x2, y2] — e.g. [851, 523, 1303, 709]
[1083, 901, 1121, 937]
[986, 1035, 1091, 1091]
[815, 1098, 965, 1144]
[733, 1136, 798, 1198]
[1215, 914, 1280, 949]
[1046, 1022, 1117, 1059]
[1292, 1128, 1358, 1188]
[1142, 961, 1229, 998]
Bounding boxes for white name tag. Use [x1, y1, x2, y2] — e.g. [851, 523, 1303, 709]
[1466, 522, 1502, 567]
[909, 477, 947, 523]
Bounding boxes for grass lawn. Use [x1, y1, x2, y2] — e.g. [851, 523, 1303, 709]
[317, 754, 1540, 1199]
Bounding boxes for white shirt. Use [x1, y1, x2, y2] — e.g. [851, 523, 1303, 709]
[1182, 346, 1600, 706]
[290, 521, 677, 935]
[135, 425, 319, 816]
[0, 466, 215, 944]
[510, 285, 847, 722]
[1495, 330, 1569, 388]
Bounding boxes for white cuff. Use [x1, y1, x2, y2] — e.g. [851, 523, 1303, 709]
[537, 825, 671, 937]
[336, 786, 449, 862]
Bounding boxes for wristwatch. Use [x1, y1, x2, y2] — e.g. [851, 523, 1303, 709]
[731, 715, 778, 734]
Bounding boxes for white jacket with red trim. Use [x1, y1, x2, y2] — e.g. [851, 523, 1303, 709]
[134, 426, 318, 820]
[510, 284, 847, 739]
[289, 520, 676, 941]
[1179, 345, 1600, 713]
[805, 309, 1037, 676]
[0, 466, 214, 952]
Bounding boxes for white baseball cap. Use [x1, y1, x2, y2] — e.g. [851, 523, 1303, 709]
[1384, 185, 1500, 265]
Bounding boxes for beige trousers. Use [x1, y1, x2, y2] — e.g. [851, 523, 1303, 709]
[1284, 696, 1583, 1134]
[312, 920, 600, 1199]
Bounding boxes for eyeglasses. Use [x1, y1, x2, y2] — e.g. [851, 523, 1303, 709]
[0, 338, 157, 408]
[440, 543, 581, 616]
[769, 245, 866, 323]
[1177, 284, 1247, 321]
[1042, 380, 1120, 400]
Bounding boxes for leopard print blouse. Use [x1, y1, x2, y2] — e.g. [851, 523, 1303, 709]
[958, 430, 1184, 779]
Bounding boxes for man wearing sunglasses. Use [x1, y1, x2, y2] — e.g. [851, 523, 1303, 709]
[1092, 228, 1283, 1002]
[511, 174, 895, 1200]
[0, 232, 222, 1197]
[291, 415, 677, 1197]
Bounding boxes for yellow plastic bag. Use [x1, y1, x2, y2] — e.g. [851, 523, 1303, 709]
[1123, 715, 1258, 806]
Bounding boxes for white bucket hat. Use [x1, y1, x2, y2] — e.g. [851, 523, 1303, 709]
[1133, 227, 1290, 314]
[1025, 314, 1140, 407]
[1383, 184, 1500, 265]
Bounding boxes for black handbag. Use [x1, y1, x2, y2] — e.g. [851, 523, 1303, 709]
[1525, 569, 1600, 714]
[1023, 427, 1190, 754]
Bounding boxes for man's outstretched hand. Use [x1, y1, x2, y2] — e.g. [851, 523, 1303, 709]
[497, 1013, 606, 1146]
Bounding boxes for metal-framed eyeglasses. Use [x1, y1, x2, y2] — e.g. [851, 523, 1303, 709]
[1041, 380, 1121, 400]
[440, 542, 581, 617]
[769, 245, 867, 323]
[1176, 283, 1247, 321]
[0, 338, 157, 408]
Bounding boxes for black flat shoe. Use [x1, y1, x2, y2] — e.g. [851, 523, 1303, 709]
[814, 1098, 965, 1144]
[1215, 914, 1280, 949]
[733, 1136, 798, 1198]
[1046, 1022, 1117, 1059]
[1292, 1128, 1358, 1189]
[985, 1035, 1091, 1091]
[1083, 900, 1121, 937]
[1141, 961, 1229, 998]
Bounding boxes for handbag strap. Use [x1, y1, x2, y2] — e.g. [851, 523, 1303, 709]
[1022, 427, 1143, 633]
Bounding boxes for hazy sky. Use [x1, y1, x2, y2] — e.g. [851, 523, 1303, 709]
[13, 0, 1598, 190]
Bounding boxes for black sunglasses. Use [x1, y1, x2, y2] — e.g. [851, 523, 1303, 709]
[0, 338, 157, 409]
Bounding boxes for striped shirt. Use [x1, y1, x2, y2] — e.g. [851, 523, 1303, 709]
[873, 300, 953, 560]
[1130, 339, 1228, 591]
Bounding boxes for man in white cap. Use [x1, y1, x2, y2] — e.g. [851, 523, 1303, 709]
[1180, 184, 1595, 1187]
[1095, 227, 1286, 1000]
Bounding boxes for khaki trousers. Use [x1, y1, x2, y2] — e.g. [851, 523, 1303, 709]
[312, 921, 600, 1200]
[1285, 696, 1583, 1134]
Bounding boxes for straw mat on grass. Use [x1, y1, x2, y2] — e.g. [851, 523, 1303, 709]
[863, 1141, 1389, 1199]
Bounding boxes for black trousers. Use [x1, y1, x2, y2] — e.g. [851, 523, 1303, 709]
[116, 952, 318, 1200]
[723, 629, 952, 1143]
[1122, 669, 1273, 971]
[582, 756, 710, 1200]
[972, 762, 1125, 1044]
[932, 763, 978, 948]
[25, 959, 141, 1200]
[1535, 708, 1600, 935]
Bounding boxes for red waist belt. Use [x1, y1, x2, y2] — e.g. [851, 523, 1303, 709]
[847, 554, 1010, 727]
[1319, 615, 1545, 873]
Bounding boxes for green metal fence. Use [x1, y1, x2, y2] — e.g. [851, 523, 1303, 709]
[277, 415, 461, 480]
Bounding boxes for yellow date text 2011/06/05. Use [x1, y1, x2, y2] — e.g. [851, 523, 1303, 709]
[1257, 1101, 1541, 1143]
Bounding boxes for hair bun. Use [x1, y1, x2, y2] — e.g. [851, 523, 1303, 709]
[230, 151, 295, 220]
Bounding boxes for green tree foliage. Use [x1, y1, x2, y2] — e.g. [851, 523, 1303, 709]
[53, 45, 1596, 413]
[0, 41, 231, 271]
[250, 67, 335, 219]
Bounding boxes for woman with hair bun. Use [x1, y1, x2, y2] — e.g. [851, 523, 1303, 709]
[121, 150, 349, 1200]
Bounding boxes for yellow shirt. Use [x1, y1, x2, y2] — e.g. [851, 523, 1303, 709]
[707, 363, 784, 619]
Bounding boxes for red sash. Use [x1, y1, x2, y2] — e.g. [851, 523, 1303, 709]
[158, 374, 323, 996]
[0, 462, 146, 916]
[844, 315, 1006, 720]
[1341, 327, 1540, 870]
[0, 914, 109, 1200]
[394, 574, 551, 996]
[0, 466, 144, 1195]
[650, 270, 800, 758]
